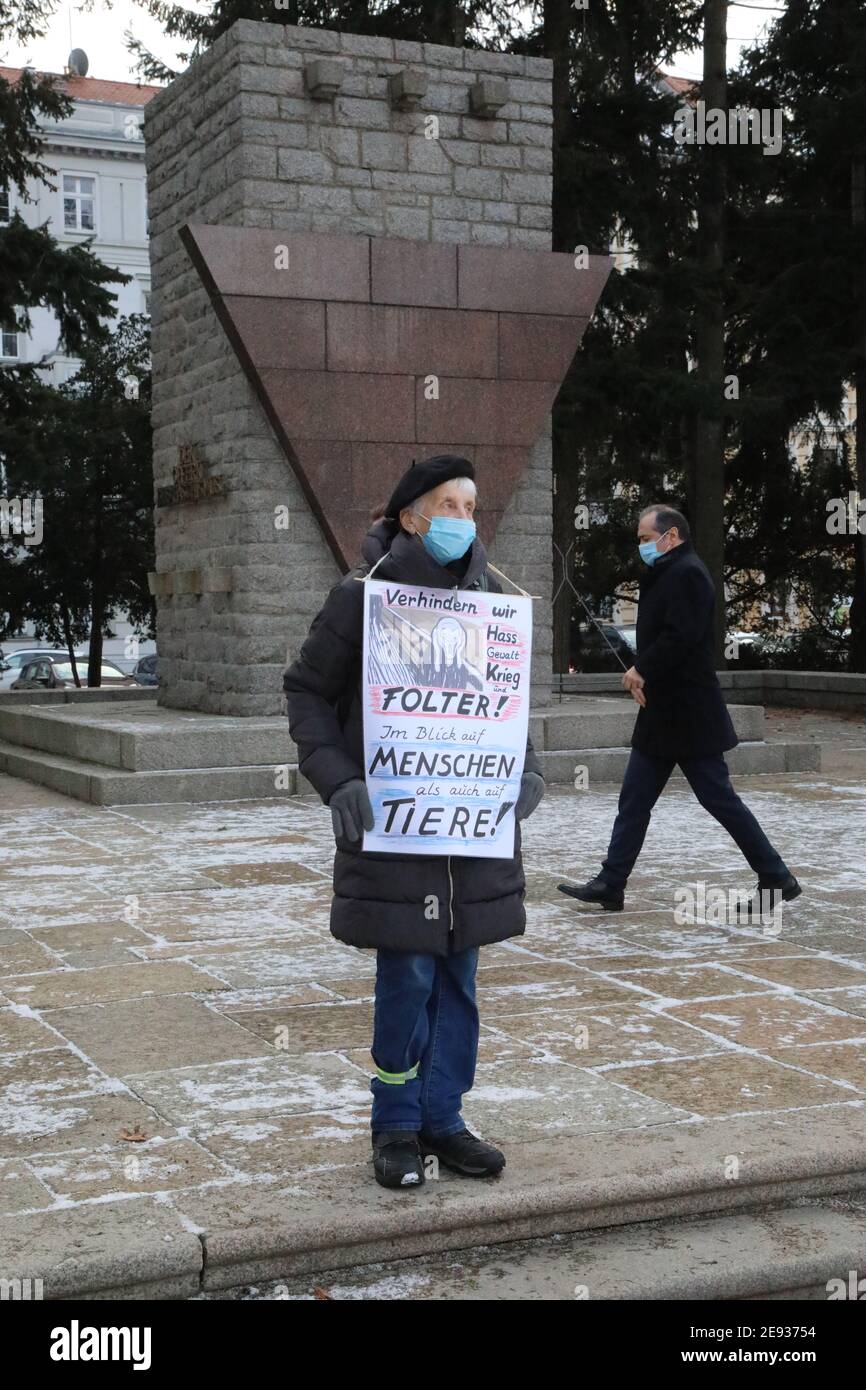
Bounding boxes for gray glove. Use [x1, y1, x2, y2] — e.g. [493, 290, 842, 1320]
[329, 778, 374, 842]
[515, 770, 545, 821]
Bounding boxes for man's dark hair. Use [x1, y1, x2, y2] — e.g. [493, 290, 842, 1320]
[639, 503, 691, 541]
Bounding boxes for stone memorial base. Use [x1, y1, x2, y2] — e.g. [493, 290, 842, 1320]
[0, 697, 819, 805]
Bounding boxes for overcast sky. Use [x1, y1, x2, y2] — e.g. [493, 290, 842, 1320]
[1, 1, 784, 87]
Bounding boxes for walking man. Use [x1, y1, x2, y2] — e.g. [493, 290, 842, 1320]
[558, 504, 800, 920]
[283, 455, 545, 1190]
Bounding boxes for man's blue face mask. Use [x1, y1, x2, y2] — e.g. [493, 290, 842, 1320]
[418, 512, 476, 564]
[639, 528, 672, 566]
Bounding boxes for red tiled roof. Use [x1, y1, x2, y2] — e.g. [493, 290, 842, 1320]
[0, 66, 162, 106]
[654, 70, 699, 100]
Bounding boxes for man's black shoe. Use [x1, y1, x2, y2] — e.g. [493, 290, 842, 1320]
[419, 1128, 505, 1177]
[557, 874, 625, 912]
[735, 873, 802, 923]
[372, 1131, 425, 1189]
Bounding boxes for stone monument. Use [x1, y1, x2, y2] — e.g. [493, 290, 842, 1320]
[144, 18, 611, 717]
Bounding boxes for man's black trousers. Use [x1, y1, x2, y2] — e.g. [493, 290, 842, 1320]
[600, 748, 790, 890]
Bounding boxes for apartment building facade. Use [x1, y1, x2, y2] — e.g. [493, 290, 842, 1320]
[0, 60, 161, 379]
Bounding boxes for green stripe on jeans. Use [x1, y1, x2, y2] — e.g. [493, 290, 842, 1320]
[374, 1061, 420, 1084]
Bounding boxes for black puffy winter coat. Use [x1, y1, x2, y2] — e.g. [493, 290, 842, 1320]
[631, 539, 738, 760]
[282, 520, 543, 956]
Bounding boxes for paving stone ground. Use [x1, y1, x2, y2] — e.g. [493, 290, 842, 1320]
[0, 706, 864, 1295]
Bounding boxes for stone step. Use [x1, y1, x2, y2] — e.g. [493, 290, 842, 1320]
[0, 698, 766, 771]
[0, 733, 821, 806]
[0, 701, 295, 772]
[248, 1200, 866, 1301]
[0, 739, 301, 806]
[557, 669, 866, 715]
[184, 1105, 866, 1299]
[0, 686, 159, 708]
[532, 701, 766, 751]
[537, 740, 821, 783]
[10, 1059, 866, 1298]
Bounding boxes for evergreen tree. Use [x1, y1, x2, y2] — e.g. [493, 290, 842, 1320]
[512, 2, 705, 668]
[0, 4, 127, 353]
[127, 0, 512, 81]
[1, 1, 140, 677]
[0, 316, 154, 685]
[732, 0, 866, 670]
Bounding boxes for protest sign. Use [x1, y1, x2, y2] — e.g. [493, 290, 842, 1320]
[361, 577, 533, 857]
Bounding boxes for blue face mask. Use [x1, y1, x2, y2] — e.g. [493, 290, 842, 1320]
[418, 513, 476, 565]
[639, 529, 671, 566]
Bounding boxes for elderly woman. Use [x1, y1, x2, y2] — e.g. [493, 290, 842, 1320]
[283, 454, 545, 1190]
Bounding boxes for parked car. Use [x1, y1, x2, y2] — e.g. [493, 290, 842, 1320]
[570, 621, 637, 673]
[132, 653, 159, 686]
[0, 649, 82, 691]
[10, 658, 140, 691]
[726, 630, 758, 650]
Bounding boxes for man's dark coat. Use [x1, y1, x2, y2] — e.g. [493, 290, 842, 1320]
[631, 539, 738, 760]
[283, 521, 542, 957]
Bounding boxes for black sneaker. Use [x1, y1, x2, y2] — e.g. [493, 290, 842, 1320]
[735, 873, 802, 923]
[372, 1131, 425, 1190]
[419, 1128, 505, 1177]
[557, 874, 624, 912]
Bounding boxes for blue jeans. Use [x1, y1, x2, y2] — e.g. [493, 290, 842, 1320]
[601, 749, 790, 890]
[370, 947, 479, 1136]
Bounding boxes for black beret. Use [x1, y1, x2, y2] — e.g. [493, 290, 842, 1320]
[384, 454, 475, 521]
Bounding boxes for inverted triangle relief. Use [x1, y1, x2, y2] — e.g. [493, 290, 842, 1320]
[180, 224, 611, 571]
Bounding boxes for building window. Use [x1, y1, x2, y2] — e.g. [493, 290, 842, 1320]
[1, 325, 19, 358]
[62, 173, 96, 232]
[0, 186, 10, 224]
[142, 289, 151, 315]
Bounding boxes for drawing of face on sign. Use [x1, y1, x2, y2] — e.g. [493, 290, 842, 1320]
[365, 592, 484, 691]
[428, 617, 482, 691]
